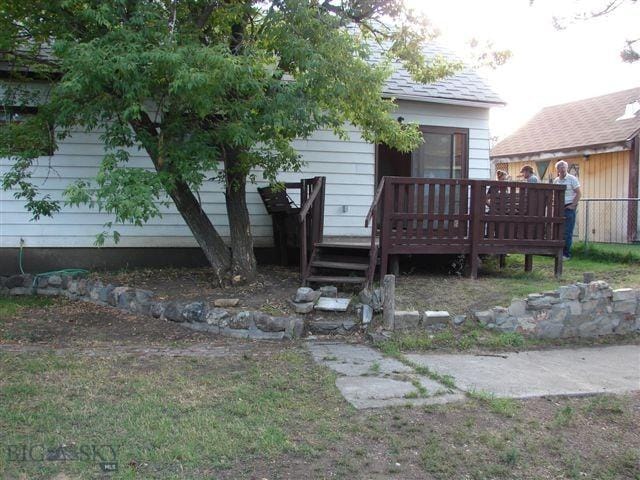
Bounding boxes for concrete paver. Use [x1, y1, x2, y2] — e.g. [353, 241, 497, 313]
[307, 341, 458, 409]
[335, 376, 465, 408]
[309, 342, 413, 376]
[307, 342, 412, 376]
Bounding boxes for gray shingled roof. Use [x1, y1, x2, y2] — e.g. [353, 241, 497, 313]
[491, 87, 640, 159]
[375, 43, 505, 106]
[2, 42, 504, 107]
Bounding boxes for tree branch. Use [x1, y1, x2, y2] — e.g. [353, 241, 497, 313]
[195, 2, 219, 29]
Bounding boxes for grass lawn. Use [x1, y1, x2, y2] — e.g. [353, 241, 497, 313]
[0, 296, 54, 318]
[0, 348, 347, 479]
[1, 347, 639, 479]
[1, 246, 639, 479]
[573, 241, 640, 262]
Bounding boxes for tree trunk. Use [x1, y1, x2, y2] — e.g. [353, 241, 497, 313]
[129, 116, 232, 283]
[225, 155, 257, 282]
[169, 179, 232, 282]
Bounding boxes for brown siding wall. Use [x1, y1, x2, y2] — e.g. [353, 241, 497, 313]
[498, 151, 633, 243]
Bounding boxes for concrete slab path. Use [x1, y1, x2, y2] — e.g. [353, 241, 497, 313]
[308, 341, 640, 409]
[406, 344, 640, 399]
[307, 342, 464, 409]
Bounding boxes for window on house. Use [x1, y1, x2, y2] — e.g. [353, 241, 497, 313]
[0, 106, 39, 124]
[411, 127, 468, 179]
[0, 106, 54, 156]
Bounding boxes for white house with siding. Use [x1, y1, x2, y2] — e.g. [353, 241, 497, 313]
[0, 45, 503, 273]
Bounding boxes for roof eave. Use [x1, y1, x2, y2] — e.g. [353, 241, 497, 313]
[491, 140, 633, 163]
[383, 92, 505, 108]
[626, 126, 640, 141]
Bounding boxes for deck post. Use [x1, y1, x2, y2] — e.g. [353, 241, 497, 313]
[382, 274, 395, 330]
[554, 250, 563, 278]
[379, 178, 394, 284]
[469, 181, 482, 279]
[524, 254, 533, 272]
[300, 217, 307, 284]
[390, 256, 400, 276]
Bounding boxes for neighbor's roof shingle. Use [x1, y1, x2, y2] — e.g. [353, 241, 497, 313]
[375, 44, 504, 106]
[491, 87, 640, 158]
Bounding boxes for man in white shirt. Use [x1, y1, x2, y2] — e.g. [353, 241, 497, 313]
[553, 160, 581, 259]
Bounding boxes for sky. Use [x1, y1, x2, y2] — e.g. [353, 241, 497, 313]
[406, 0, 640, 141]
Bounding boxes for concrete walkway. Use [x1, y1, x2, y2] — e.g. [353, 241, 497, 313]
[406, 345, 640, 399]
[307, 342, 464, 409]
[308, 341, 640, 409]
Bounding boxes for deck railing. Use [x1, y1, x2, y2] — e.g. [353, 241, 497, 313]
[298, 176, 326, 282]
[364, 177, 385, 288]
[367, 177, 566, 284]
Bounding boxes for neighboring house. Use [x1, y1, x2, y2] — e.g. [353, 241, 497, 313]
[491, 87, 640, 244]
[0, 45, 504, 273]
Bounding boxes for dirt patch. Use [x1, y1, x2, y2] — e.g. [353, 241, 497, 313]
[95, 264, 302, 314]
[93, 264, 364, 331]
[0, 297, 242, 347]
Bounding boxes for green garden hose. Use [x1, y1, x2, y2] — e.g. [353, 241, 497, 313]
[18, 242, 89, 287]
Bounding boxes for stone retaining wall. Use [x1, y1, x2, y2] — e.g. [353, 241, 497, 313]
[1, 274, 304, 340]
[473, 281, 640, 338]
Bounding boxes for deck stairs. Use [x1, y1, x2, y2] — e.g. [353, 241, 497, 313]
[305, 242, 375, 288]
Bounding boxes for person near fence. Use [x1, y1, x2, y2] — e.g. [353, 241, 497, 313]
[496, 170, 510, 181]
[520, 165, 539, 183]
[553, 160, 581, 259]
[486, 170, 510, 207]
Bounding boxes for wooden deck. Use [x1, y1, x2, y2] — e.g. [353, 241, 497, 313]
[261, 176, 566, 287]
[367, 177, 566, 285]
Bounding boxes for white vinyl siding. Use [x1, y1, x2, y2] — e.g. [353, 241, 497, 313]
[394, 100, 492, 179]
[0, 126, 375, 247]
[1, 100, 492, 248]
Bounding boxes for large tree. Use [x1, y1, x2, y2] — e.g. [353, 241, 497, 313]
[0, 0, 460, 283]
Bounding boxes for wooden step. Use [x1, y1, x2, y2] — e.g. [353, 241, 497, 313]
[314, 242, 371, 250]
[306, 275, 366, 284]
[310, 260, 369, 270]
[313, 253, 370, 264]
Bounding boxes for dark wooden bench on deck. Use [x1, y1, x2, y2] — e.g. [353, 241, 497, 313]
[258, 183, 301, 265]
[258, 177, 326, 267]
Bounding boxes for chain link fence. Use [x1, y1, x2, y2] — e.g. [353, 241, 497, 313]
[574, 198, 640, 244]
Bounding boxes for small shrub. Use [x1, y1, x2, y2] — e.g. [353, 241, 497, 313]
[501, 447, 520, 466]
[420, 436, 455, 476]
[490, 332, 526, 349]
[375, 341, 401, 358]
[584, 394, 627, 415]
[469, 390, 520, 418]
[553, 405, 575, 427]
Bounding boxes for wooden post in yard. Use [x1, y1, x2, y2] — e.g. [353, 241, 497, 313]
[382, 274, 395, 330]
